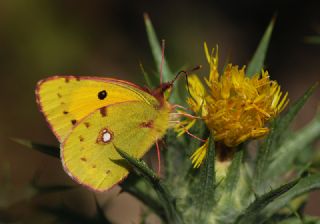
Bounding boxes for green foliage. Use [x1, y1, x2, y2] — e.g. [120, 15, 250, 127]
[192, 134, 216, 223]
[193, 135, 216, 223]
[144, 13, 184, 104]
[139, 15, 320, 224]
[254, 83, 318, 192]
[247, 16, 275, 77]
[115, 147, 184, 224]
[266, 112, 320, 179]
[11, 138, 60, 158]
[235, 178, 299, 224]
[263, 174, 320, 219]
[223, 149, 244, 194]
[144, 13, 173, 84]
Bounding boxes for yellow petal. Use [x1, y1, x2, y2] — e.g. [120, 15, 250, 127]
[190, 141, 209, 168]
[204, 42, 211, 64]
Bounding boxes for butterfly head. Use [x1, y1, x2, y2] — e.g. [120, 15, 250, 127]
[151, 82, 172, 101]
[151, 65, 202, 103]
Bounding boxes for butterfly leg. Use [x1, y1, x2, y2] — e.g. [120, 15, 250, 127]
[171, 104, 189, 110]
[155, 140, 161, 176]
[184, 129, 207, 142]
[171, 112, 201, 119]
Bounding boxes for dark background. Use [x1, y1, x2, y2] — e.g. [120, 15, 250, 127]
[0, 0, 319, 223]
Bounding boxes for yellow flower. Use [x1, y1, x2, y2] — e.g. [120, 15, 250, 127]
[184, 43, 289, 168]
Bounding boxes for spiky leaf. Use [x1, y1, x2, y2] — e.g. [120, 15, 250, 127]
[254, 83, 318, 191]
[247, 17, 275, 77]
[115, 147, 184, 224]
[236, 178, 299, 224]
[190, 134, 216, 223]
[139, 62, 155, 88]
[264, 174, 320, 219]
[12, 138, 60, 158]
[223, 149, 244, 193]
[144, 13, 172, 82]
[144, 13, 185, 104]
[266, 112, 320, 179]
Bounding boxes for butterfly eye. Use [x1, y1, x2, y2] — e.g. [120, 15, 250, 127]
[98, 90, 107, 100]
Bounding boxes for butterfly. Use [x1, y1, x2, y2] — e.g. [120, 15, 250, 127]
[35, 75, 179, 191]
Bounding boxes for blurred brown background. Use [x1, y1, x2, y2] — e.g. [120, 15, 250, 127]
[0, 0, 319, 223]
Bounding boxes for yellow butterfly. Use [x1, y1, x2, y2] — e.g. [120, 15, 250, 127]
[36, 75, 176, 191]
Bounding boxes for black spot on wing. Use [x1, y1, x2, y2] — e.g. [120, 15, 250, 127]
[98, 90, 107, 100]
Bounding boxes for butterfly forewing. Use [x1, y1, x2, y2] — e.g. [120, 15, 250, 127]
[36, 76, 158, 142]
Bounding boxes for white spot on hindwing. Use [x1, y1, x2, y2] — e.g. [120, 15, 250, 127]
[97, 128, 113, 144]
[103, 131, 111, 142]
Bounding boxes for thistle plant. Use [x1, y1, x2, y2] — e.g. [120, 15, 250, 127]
[12, 15, 320, 224]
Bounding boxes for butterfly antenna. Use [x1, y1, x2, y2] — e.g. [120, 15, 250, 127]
[170, 65, 202, 98]
[155, 141, 161, 176]
[160, 39, 165, 85]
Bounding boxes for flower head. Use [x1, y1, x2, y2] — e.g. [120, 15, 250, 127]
[182, 43, 289, 167]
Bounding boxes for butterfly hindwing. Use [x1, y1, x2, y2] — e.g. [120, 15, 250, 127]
[36, 76, 158, 142]
[61, 101, 170, 191]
